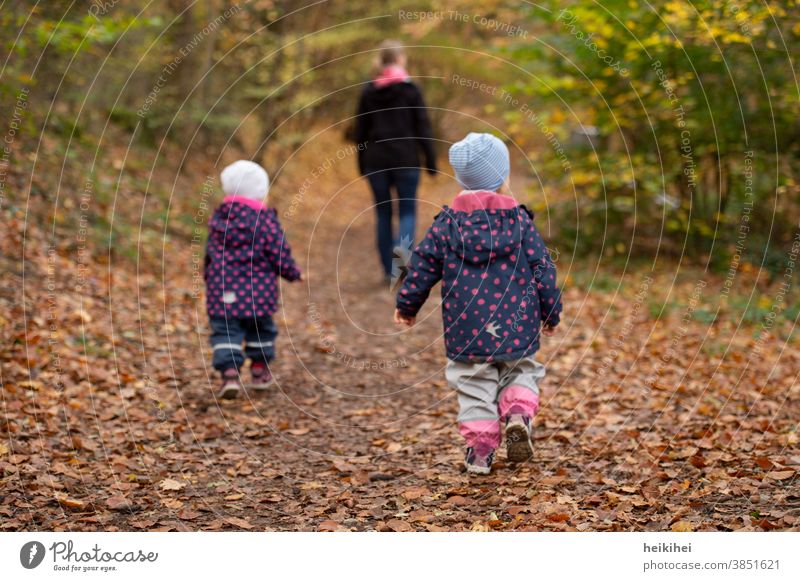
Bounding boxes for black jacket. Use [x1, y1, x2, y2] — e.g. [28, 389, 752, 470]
[355, 80, 436, 175]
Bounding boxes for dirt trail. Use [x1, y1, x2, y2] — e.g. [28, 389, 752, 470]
[3, 147, 797, 532]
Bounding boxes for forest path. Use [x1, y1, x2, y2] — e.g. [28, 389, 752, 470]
[4, 154, 796, 532]
[176, 170, 594, 531]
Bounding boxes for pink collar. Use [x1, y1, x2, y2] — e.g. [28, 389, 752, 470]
[373, 65, 409, 88]
[450, 190, 519, 212]
[223, 195, 267, 211]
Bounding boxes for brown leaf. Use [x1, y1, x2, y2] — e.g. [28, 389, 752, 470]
[55, 495, 88, 511]
[386, 519, 413, 532]
[445, 495, 468, 506]
[754, 456, 774, 471]
[408, 510, 434, 523]
[401, 486, 429, 500]
[162, 498, 184, 510]
[225, 517, 254, 530]
[765, 470, 794, 481]
[756, 518, 779, 531]
[178, 509, 202, 521]
[106, 495, 133, 511]
[318, 520, 341, 532]
[331, 458, 354, 473]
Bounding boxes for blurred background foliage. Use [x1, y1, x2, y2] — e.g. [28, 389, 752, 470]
[1, 0, 798, 272]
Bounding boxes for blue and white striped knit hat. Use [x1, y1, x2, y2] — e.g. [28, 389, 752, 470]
[448, 132, 510, 191]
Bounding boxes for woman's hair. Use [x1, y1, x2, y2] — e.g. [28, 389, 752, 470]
[378, 40, 405, 66]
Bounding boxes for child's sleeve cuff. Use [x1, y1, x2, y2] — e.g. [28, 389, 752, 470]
[395, 304, 419, 317]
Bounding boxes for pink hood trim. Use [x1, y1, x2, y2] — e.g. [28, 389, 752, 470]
[373, 65, 409, 88]
[223, 195, 266, 211]
[451, 190, 519, 212]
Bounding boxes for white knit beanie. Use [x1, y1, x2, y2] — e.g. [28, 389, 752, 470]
[448, 132, 510, 192]
[220, 160, 269, 200]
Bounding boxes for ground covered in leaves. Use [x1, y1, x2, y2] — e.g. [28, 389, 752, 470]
[2, 138, 799, 531]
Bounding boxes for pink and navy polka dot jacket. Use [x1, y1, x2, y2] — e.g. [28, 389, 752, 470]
[204, 197, 301, 318]
[396, 191, 562, 362]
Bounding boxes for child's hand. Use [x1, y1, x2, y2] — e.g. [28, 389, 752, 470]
[542, 325, 557, 337]
[394, 309, 416, 327]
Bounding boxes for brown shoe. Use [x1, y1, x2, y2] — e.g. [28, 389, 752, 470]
[216, 368, 241, 400]
[505, 414, 534, 463]
[248, 362, 274, 391]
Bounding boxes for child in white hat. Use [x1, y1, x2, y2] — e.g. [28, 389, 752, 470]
[205, 160, 302, 399]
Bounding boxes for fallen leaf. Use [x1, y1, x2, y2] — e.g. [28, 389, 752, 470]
[401, 486, 429, 500]
[225, 517, 254, 530]
[671, 521, 694, 532]
[470, 522, 489, 532]
[55, 495, 88, 511]
[408, 510, 434, 523]
[106, 495, 133, 511]
[446, 495, 468, 506]
[159, 478, 186, 491]
[386, 519, 413, 532]
[765, 470, 794, 481]
[178, 509, 202, 521]
[318, 520, 340, 532]
[162, 498, 184, 510]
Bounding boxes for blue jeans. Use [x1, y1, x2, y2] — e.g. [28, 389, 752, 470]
[209, 315, 277, 371]
[365, 168, 420, 276]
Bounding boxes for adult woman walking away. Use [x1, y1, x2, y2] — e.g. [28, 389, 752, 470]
[355, 40, 437, 285]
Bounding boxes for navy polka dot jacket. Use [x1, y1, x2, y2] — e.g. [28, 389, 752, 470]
[396, 191, 562, 362]
[204, 197, 301, 318]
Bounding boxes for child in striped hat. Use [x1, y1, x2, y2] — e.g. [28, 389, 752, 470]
[394, 133, 562, 474]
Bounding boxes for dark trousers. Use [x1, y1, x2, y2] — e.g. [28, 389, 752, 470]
[209, 315, 277, 371]
[365, 168, 420, 276]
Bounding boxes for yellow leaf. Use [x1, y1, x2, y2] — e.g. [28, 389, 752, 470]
[470, 522, 490, 532]
[671, 521, 694, 532]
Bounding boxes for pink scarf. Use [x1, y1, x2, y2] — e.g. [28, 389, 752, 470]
[223, 195, 266, 211]
[373, 65, 409, 88]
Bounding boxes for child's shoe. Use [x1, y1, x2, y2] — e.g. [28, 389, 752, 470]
[464, 444, 495, 475]
[505, 411, 534, 463]
[248, 362, 274, 391]
[217, 368, 241, 400]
